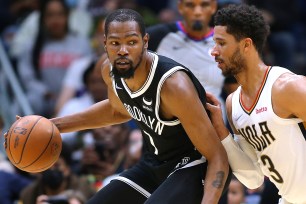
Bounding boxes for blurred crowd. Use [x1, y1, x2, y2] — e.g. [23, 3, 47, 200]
[0, 0, 305, 203]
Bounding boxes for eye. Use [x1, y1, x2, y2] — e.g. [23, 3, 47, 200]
[129, 41, 136, 45]
[110, 41, 118, 46]
[218, 41, 225, 46]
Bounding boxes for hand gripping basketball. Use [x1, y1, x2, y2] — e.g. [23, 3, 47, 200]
[4, 115, 62, 172]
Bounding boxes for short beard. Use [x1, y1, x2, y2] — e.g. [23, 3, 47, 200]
[223, 47, 246, 77]
[111, 58, 135, 79]
[192, 20, 203, 31]
[110, 48, 144, 79]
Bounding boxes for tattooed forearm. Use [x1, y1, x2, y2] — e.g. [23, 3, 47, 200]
[212, 171, 225, 188]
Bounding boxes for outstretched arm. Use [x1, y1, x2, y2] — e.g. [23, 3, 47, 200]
[51, 57, 131, 133]
[161, 71, 229, 204]
[206, 92, 264, 189]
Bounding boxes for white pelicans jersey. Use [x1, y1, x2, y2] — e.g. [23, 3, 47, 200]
[231, 66, 306, 203]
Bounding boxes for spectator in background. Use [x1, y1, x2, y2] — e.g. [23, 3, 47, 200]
[54, 56, 96, 115]
[9, 0, 93, 58]
[0, 0, 38, 33]
[123, 129, 143, 170]
[0, 0, 39, 53]
[227, 176, 246, 204]
[16, 0, 92, 118]
[136, 0, 180, 23]
[101, 129, 143, 187]
[36, 189, 87, 204]
[20, 142, 95, 204]
[0, 170, 32, 204]
[0, 153, 33, 204]
[79, 124, 130, 191]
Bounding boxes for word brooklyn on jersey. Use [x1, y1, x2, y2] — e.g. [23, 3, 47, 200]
[124, 103, 165, 135]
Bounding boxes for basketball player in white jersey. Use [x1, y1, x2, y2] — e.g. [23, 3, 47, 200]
[206, 4, 306, 204]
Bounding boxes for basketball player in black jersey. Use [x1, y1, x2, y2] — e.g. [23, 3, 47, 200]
[49, 9, 230, 204]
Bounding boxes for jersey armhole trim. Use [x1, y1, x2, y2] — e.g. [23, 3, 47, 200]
[155, 66, 185, 126]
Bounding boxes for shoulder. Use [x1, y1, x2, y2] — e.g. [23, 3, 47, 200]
[272, 72, 306, 117]
[273, 72, 305, 98]
[161, 70, 195, 99]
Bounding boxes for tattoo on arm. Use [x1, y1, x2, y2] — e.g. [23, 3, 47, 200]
[212, 171, 225, 188]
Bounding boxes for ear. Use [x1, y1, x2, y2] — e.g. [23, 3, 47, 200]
[243, 38, 253, 53]
[144, 33, 149, 49]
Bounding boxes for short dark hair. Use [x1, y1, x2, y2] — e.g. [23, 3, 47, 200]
[214, 4, 270, 54]
[104, 9, 146, 37]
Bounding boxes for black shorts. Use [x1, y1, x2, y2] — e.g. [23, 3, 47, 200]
[87, 152, 230, 204]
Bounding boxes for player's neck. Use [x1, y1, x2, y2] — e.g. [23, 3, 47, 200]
[237, 62, 269, 97]
[124, 52, 153, 92]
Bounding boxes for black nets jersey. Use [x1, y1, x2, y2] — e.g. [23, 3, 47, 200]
[111, 52, 206, 164]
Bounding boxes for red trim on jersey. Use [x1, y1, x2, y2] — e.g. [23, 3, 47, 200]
[176, 21, 214, 41]
[239, 66, 271, 114]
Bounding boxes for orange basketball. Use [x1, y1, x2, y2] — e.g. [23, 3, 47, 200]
[4, 115, 62, 173]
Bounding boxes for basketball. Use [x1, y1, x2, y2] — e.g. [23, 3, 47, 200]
[4, 115, 62, 173]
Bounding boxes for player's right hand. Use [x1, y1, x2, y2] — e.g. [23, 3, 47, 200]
[205, 92, 229, 140]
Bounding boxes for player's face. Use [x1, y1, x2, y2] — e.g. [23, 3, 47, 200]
[178, 0, 216, 31]
[104, 21, 148, 79]
[211, 26, 246, 76]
